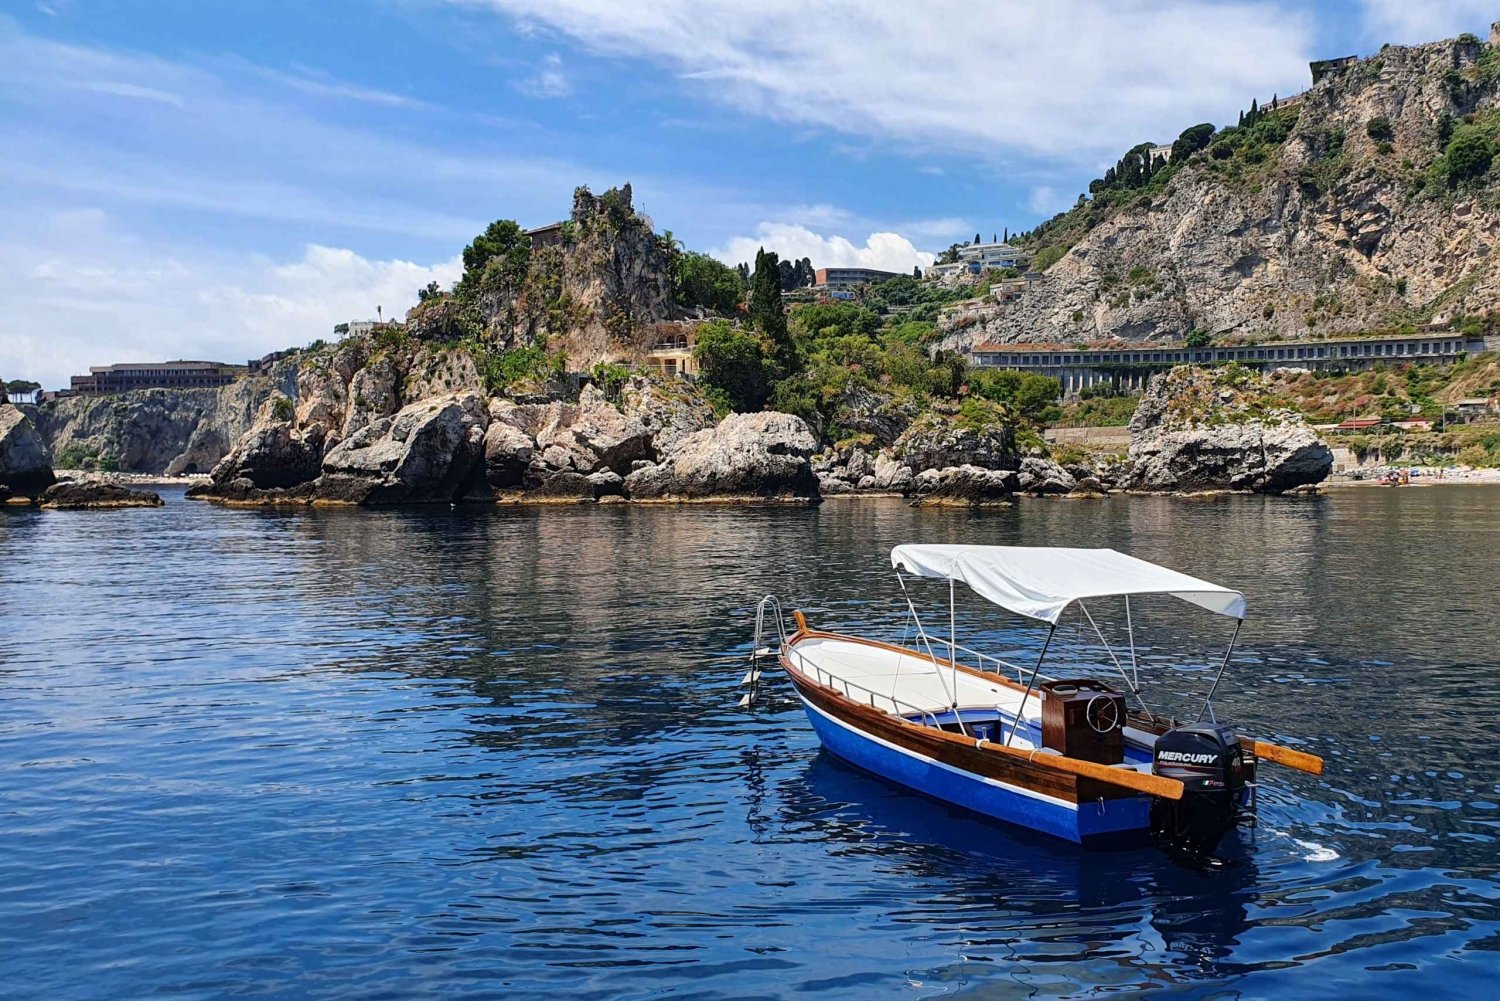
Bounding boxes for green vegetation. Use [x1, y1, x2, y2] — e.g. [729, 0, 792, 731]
[4, 379, 41, 401]
[466, 341, 567, 395]
[54, 444, 119, 471]
[693, 320, 775, 413]
[271, 397, 295, 421]
[672, 251, 742, 313]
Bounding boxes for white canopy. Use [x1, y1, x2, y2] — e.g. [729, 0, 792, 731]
[890, 545, 1246, 624]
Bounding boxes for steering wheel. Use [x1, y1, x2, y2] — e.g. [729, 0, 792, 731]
[1085, 694, 1122, 734]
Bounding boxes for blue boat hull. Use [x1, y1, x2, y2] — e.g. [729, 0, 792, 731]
[798, 694, 1154, 848]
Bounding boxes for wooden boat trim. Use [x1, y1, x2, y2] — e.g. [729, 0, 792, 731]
[787, 615, 1324, 777]
[780, 645, 1185, 802]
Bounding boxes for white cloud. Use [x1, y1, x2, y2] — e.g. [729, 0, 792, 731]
[0, 209, 461, 390]
[516, 52, 571, 98]
[1356, 1, 1495, 45]
[1026, 185, 1071, 217]
[470, 0, 1316, 163]
[710, 222, 933, 273]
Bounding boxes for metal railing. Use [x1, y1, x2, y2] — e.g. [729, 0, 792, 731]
[784, 644, 943, 728]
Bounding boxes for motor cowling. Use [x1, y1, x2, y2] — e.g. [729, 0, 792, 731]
[1150, 724, 1245, 861]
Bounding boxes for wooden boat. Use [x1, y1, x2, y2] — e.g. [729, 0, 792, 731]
[745, 546, 1323, 858]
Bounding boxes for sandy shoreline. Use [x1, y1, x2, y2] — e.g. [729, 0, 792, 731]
[55, 470, 209, 488]
[1326, 466, 1500, 488]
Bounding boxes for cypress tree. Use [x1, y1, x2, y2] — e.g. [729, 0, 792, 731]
[749, 248, 788, 358]
[974, 233, 981, 244]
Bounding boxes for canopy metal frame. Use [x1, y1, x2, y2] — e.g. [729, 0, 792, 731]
[893, 570, 1243, 735]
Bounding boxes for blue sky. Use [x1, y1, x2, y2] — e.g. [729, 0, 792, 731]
[1, 0, 1494, 389]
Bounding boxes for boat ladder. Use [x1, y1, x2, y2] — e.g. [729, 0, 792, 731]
[739, 595, 788, 708]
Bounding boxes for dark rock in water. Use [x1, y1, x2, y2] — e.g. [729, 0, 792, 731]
[316, 393, 488, 505]
[206, 395, 326, 490]
[1127, 368, 1332, 494]
[39, 481, 163, 510]
[908, 464, 1019, 506]
[0, 403, 56, 497]
[624, 411, 819, 502]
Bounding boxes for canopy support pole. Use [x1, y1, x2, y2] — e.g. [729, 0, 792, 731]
[896, 572, 964, 733]
[1005, 624, 1056, 747]
[1197, 619, 1242, 723]
[1124, 595, 1140, 690]
[1079, 602, 1154, 723]
[949, 578, 960, 723]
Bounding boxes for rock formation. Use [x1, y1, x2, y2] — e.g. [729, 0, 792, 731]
[0, 403, 56, 498]
[39, 481, 163, 510]
[1127, 367, 1333, 493]
[624, 411, 820, 502]
[316, 394, 488, 504]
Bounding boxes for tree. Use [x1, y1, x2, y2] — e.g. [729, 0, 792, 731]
[912, 265, 921, 278]
[799, 257, 815, 286]
[937, 242, 963, 264]
[4, 379, 41, 403]
[1003, 227, 1009, 242]
[967, 369, 1062, 425]
[693, 321, 773, 411]
[417, 280, 443, 302]
[672, 251, 742, 313]
[736, 262, 751, 289]
[974, 232, 981, 244]
[1185, 328, 1212, 348]
[777, 258, 797, 291]
[748, 248, 789, 357]
[1170, 123, 1215, 162]
[457, 219, 530, 296]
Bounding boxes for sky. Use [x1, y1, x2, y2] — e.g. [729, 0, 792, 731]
[1, 0, 1495, 390]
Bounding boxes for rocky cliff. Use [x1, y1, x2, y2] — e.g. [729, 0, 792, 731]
[942, 30, 1500, 349]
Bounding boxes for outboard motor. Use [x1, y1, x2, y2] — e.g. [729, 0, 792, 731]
[1150, 723, 1246, 862]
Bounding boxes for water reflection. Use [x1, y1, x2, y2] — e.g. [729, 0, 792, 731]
[1, 488, 1497, 998]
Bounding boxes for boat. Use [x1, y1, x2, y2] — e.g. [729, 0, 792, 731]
[743, 545, 1323, 860]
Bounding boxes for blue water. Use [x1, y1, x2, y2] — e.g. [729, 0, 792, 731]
[1, 487, 1497, 998]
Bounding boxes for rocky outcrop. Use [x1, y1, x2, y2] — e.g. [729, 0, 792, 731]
[1017, 456, 1078, 495]
[941, 34, 1499, 350]
[624, 411, 820, 502]
[204, 395, 326, 491]
[485, 384, 657, 493]
[316, 393, 488, 505]
[618, 375, 715, 453]
[39, 481, 163, 510]
[909, 464, 1020, 507]
[892, 404, 1019, 472]
[0, 403, 55, 496]
[469, 184, 680, 367]
[1127, 367, 1333, 493]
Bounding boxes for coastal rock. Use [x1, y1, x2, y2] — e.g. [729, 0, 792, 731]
[829, 384, 920, 446]
[1127, 368, 1333, 493]
[550, 385, 655, 474]
[618, 375, 715, 453]
[205, 396, 326, 490]
[0, 404, 56, 496]
[482, 420, 535, 488]
[893, 404, 1019, 472]
[1018, 456, 1077, 495]
[873, 451, 914, 491]
[317, 393, 488, 505]
[39, 480, 164, 510]
[909, 464, 1019, 506]
[624, 411, 820, 501]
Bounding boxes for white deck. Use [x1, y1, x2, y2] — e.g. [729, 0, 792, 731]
[785, 635, 1036, 720]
